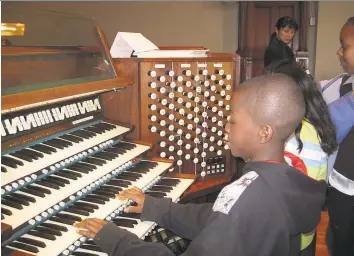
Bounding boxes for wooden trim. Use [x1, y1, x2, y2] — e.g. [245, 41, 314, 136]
[1, 46, 101, 55]
[1, 77, 133, 111]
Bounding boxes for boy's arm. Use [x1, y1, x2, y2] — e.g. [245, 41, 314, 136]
[141, 195, 213, 240]
[328, 91, 354, 143]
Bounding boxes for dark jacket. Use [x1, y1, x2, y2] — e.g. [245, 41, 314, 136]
[94, 161, 327, 256]
[264, 35, 295, 68]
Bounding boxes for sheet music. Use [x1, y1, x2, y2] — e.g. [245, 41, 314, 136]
[110, 32, 158, 58]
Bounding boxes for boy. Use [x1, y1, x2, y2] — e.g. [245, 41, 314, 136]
[320, 16, 354, 256]
[74, 74, 327, 256]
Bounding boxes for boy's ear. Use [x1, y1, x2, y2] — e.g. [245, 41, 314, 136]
[259, 124, 273, 144]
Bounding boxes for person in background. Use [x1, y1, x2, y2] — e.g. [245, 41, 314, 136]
[264, 16, 299, 68]
[264, 59, 338, 256]
[319, 16, 354, 256]
[74, 74, 327, 256]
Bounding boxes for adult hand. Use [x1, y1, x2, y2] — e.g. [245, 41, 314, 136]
[116, 186, 146, 214]
[73, 218, 109, 238]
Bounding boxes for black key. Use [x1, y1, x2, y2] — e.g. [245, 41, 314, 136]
[74, 201, 99, 209]
[43, 140, 65, 149]
[54, 138, 73, 147]
[11, 192, 36, 203]
[5, 195, 30, 207]
[27, 184, 51, 194]
[28, 230, 56, 241]
[81, 158, 106, 166]
[107, 180, 131, 187]
[67, 166, 90, 174]
[64, 206, 90, 216]
[1, 207, 12, 216]
[101, 185, 122, 193]
[112, 218, 137, 228]
[50, 216, 75, 225]
[106, 147, 126, 154]
[18, 237, 46, 248]
[74, 162, 97, 170]
[85, 194, 109, 202]
[93, 153, 115, 161]
[72, 251, 99, 256]
[91, 190, 115, 198]
[149, 186, 173, 193]
[119, 212, 141, 219]
[145, 191, 167, 198]
[115, 142, 136, 150]
[56, 213, 82, 222]
[35, 226, 62, 236]
[115, 175, 137, 182]
[9, 241, 39, 253]
[2, 199, 23, 209]
[156, 178, 180, 187]
[31, 144, 57, 154]
[55, 171, 78, 180]
[80, 197, 105, 205]
[36, 180, 60, 190]
[59, 134, 83, 143]
[83, 127, 104, 134]
[20, 187, 46, 198]
[70, 204, 95, 213]
[1, 166, 7, 173]
[46, 176, 70, 185]
[120, 172, 142, 178]
[80, 244, 104, 252]
[1, 156, 23, 168]
[41, 222, 68, 232]
[22, 148, 44, 158]
[99, 122, 116, 129]
[101, 151, 119, 158]
[70, 130, 94, 139]
[63, 170, 82, 178]
[1, 214, 4, 220]
[10, 152, 33, 162]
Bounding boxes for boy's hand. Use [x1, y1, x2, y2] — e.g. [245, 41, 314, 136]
[73, 218, 109, 238]
[116, 186, 146, 213]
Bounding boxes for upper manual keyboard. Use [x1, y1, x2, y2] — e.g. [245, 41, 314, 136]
[1, 121, 131, 189]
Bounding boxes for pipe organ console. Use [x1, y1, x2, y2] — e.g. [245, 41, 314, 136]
[103, 54, 241, 197]
[1, 13, 196, 256]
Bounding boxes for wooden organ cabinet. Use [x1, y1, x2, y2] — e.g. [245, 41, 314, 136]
[1, 11, 196, 256]
[102, 53, 241, 201]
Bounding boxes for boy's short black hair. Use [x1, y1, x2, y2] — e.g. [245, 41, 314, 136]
[240, 74, 305, 142]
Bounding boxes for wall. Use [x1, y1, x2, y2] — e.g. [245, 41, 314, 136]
[315, 1, 354, 81]
[1, 1, 239, 53]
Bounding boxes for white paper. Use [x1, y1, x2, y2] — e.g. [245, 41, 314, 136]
[110, 32, 158, 58]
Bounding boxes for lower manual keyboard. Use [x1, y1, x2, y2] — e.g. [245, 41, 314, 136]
[3, 177, 194, 256]
[3, 161, 173, 256]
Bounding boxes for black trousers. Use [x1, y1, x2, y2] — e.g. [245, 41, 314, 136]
[327, 186, 354, 256]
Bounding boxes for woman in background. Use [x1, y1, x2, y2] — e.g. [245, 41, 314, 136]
[264, 59, 338, 256]
[264, 16, 298, 68]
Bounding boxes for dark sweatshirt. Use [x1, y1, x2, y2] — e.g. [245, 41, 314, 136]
[94, 161, 327, 256]
[264, 35, 295, 68]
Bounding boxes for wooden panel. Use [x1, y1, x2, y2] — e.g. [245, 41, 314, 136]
[254, 7, 272, 51]
[1, 77, 133, 111]
[237, 1, 308, 82]
[103, 54, 241, 195]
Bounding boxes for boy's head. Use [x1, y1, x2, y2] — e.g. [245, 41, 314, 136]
[225, 74, 305, 161]
[338, 16, 354, 73]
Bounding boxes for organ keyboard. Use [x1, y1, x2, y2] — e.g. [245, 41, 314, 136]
[1, 12, 196, 256]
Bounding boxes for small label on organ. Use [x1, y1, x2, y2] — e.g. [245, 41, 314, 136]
[154, 64, 166, 68]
